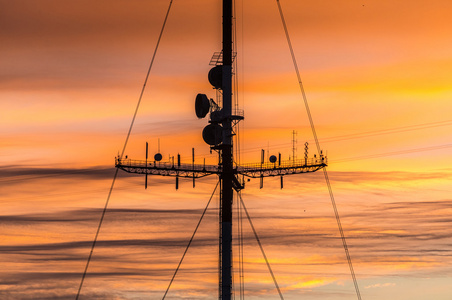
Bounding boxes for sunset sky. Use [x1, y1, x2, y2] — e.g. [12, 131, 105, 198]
[1, 0, 452, 299]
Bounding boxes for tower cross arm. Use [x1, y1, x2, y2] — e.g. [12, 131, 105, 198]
[115, 158, 220, 178]
[236, 157, 327, 178]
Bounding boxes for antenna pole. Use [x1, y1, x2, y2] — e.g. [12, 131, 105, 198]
[292, 130, 297, 163]
[145, 142, 148, 189]
[220, 0, 233, 299]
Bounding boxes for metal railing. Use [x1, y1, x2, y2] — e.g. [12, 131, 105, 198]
[237, 157, 327, 171]
[115, 156, 327, 178]
[115, 158, 220, 174]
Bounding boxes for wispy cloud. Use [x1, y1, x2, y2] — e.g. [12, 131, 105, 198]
[365, 282, 396, 289]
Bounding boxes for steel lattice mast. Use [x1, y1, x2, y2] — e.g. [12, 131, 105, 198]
[115, 0, 326, 298]
[220, 1, 233, 298]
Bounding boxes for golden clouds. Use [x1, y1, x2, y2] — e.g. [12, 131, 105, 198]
[2, 168, 452, 298]
[2, 0, 452, 299]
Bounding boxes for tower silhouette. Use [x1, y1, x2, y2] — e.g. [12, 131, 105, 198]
[115, 1, 327, 298]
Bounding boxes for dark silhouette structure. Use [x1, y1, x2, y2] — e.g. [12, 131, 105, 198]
[115, 1, 327, 298]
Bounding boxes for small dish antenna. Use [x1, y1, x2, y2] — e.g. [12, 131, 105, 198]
[195, 93, 211, 118]
[208, 65, 223, 89]
[154, 138, 163, 161]
[202, 124, 223, 146]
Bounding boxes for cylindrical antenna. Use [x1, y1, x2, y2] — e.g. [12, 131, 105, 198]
[145, 142, 148, 189]
[192, 148, 195, 188]
[292, 130, 297, 163]
[260, 149, 264, 189]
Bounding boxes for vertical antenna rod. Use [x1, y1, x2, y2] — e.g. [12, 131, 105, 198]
[145, 142, 148, 189]
[220, 0, 233, 298]
[292, 130, 297, 163]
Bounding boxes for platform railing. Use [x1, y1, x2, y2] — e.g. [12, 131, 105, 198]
[237, 157, 327, 171]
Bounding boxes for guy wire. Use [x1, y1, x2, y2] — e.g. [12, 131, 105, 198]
[75, 1, 174, 299]
[275, 1, 362, 299]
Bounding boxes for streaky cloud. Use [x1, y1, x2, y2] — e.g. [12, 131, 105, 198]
[0, 165, 118, 183]
[0, 207, 217, 223]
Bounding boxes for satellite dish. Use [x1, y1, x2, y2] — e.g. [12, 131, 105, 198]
[195, 94, 210, 118]
[154, 153, 163, 161]
[208, 66, 222, 89]
[269, 155, 277, 163]
[202, 124, 223, 146]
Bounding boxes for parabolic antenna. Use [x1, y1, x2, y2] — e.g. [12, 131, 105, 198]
[154, 153, 163, 161]
[202, 124, 223, 146]
[269, 155, 277, 163]
[195, 93, 210, 118]
[208, 65, 223, 89]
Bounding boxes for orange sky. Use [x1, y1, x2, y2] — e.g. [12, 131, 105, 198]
[1, 0, 452, 299]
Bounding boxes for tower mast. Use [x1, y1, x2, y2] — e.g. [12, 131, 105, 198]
[220, 0, 233, 298]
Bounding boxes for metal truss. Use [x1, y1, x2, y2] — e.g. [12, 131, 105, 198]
[115, 157, 327, 180]
[115, 158, 218, 179]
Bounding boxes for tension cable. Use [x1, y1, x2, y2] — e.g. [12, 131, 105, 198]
[75, 1, 174, 299]
[162, 180, 219, 299]
[238, 193, 284, 300]
[275, 1, 362, 299]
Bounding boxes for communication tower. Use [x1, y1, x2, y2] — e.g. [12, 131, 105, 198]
[115, 1, 327, 299]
